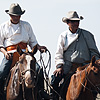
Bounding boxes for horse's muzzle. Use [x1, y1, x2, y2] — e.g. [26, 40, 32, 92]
[25, 77, 33, 88]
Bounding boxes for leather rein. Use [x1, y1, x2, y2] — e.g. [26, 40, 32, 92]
[18, 62, 38, 100]
[80, 67, 100, 99]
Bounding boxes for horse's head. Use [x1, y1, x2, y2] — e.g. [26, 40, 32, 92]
[87, 56, 100, 92]
[17, 45, 37, 88]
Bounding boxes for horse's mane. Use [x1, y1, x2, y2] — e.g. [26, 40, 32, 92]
[7, 64, 20, 99]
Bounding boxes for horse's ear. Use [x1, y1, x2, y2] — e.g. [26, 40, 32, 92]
[90, 56, 96, 66]
[16, 45, 23, 55]
[31, 45, 37, 55]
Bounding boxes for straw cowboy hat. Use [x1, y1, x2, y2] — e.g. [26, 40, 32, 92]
[5, 3, 25, 16]
[62, 11, 84, 23]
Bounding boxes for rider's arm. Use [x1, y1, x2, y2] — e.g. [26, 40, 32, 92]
[55, 33, 65, 67]
[0, 47, 12, 60]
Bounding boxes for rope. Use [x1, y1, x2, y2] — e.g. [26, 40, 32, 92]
[39, 50, 63, 100]
[39, 50, 51, 93]
[20, 68, 38, 88]
[18, 68, 38, 100]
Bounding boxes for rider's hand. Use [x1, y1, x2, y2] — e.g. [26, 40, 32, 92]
[37, 45, 47, 53]
[4, 52, 12, 60]
[53, 67, 63, 77]
[0, 47, 12, 60]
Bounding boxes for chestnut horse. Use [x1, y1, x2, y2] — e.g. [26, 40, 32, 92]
[6, 46, 37, 100]
[66, 56, 100, 100]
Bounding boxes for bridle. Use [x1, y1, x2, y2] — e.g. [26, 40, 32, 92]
[18, 62, 38, 100]
[80, 67, 100, 99]
[19, 68, 38, 85]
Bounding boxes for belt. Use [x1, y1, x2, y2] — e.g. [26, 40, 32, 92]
[6, 42, 27, 51]
[71, 61, 90, 72]
[72, 60, 90, 66]
[6, 42, 27, 68]
[72, 63, 83, 67]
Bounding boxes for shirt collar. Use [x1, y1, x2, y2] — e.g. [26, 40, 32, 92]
[8, 20, 21, 26]
[67, 28, 80, 35]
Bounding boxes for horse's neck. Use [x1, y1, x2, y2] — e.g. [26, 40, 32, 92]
[75, 67, 92, 98]
[66, 68, 87, 100]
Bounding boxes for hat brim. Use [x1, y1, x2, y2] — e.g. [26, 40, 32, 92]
[5, 9, 25, 16]
[62, 17, 83, 23]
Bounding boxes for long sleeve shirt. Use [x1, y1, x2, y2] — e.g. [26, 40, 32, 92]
[0, 20, 38, 50]
[55, 28, 100, 67]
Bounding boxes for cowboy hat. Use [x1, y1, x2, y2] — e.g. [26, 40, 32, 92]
[62, 11, 83, 23]
[5, 3, 25, 16]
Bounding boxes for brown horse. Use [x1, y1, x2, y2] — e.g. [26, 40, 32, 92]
[66, 56, 100, 100]
[6, 46, 37, 100]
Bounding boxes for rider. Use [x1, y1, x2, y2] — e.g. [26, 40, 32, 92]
[0, 3, 49, 99]
[50, 11, 100, 99]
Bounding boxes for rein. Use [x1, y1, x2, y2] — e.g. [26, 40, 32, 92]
[80, 67, 100, 99]
[19, 68, 38, 86]
[39, 50, 51, 93]
[39, 50, 63, 100]
[18, 68, 38, 100]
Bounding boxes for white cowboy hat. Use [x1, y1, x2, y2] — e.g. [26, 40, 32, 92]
[62, 11, 84, 23]
[5, 3, 25, 16]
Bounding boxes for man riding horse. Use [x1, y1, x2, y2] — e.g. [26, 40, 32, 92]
[50, 11, 100, 100]
[0, 3, 50, 100]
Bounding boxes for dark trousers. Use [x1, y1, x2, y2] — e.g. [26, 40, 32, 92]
[51, 72, 74, 100]
[0, 56, 12, 82]
[0, 56, 12, 100]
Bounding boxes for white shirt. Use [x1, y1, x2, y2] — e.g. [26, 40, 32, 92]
[55, 29, 78, 67]
[0, 20, 38, 50]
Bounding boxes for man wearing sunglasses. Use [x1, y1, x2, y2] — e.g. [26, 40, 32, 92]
[51, 11, 100, 99]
